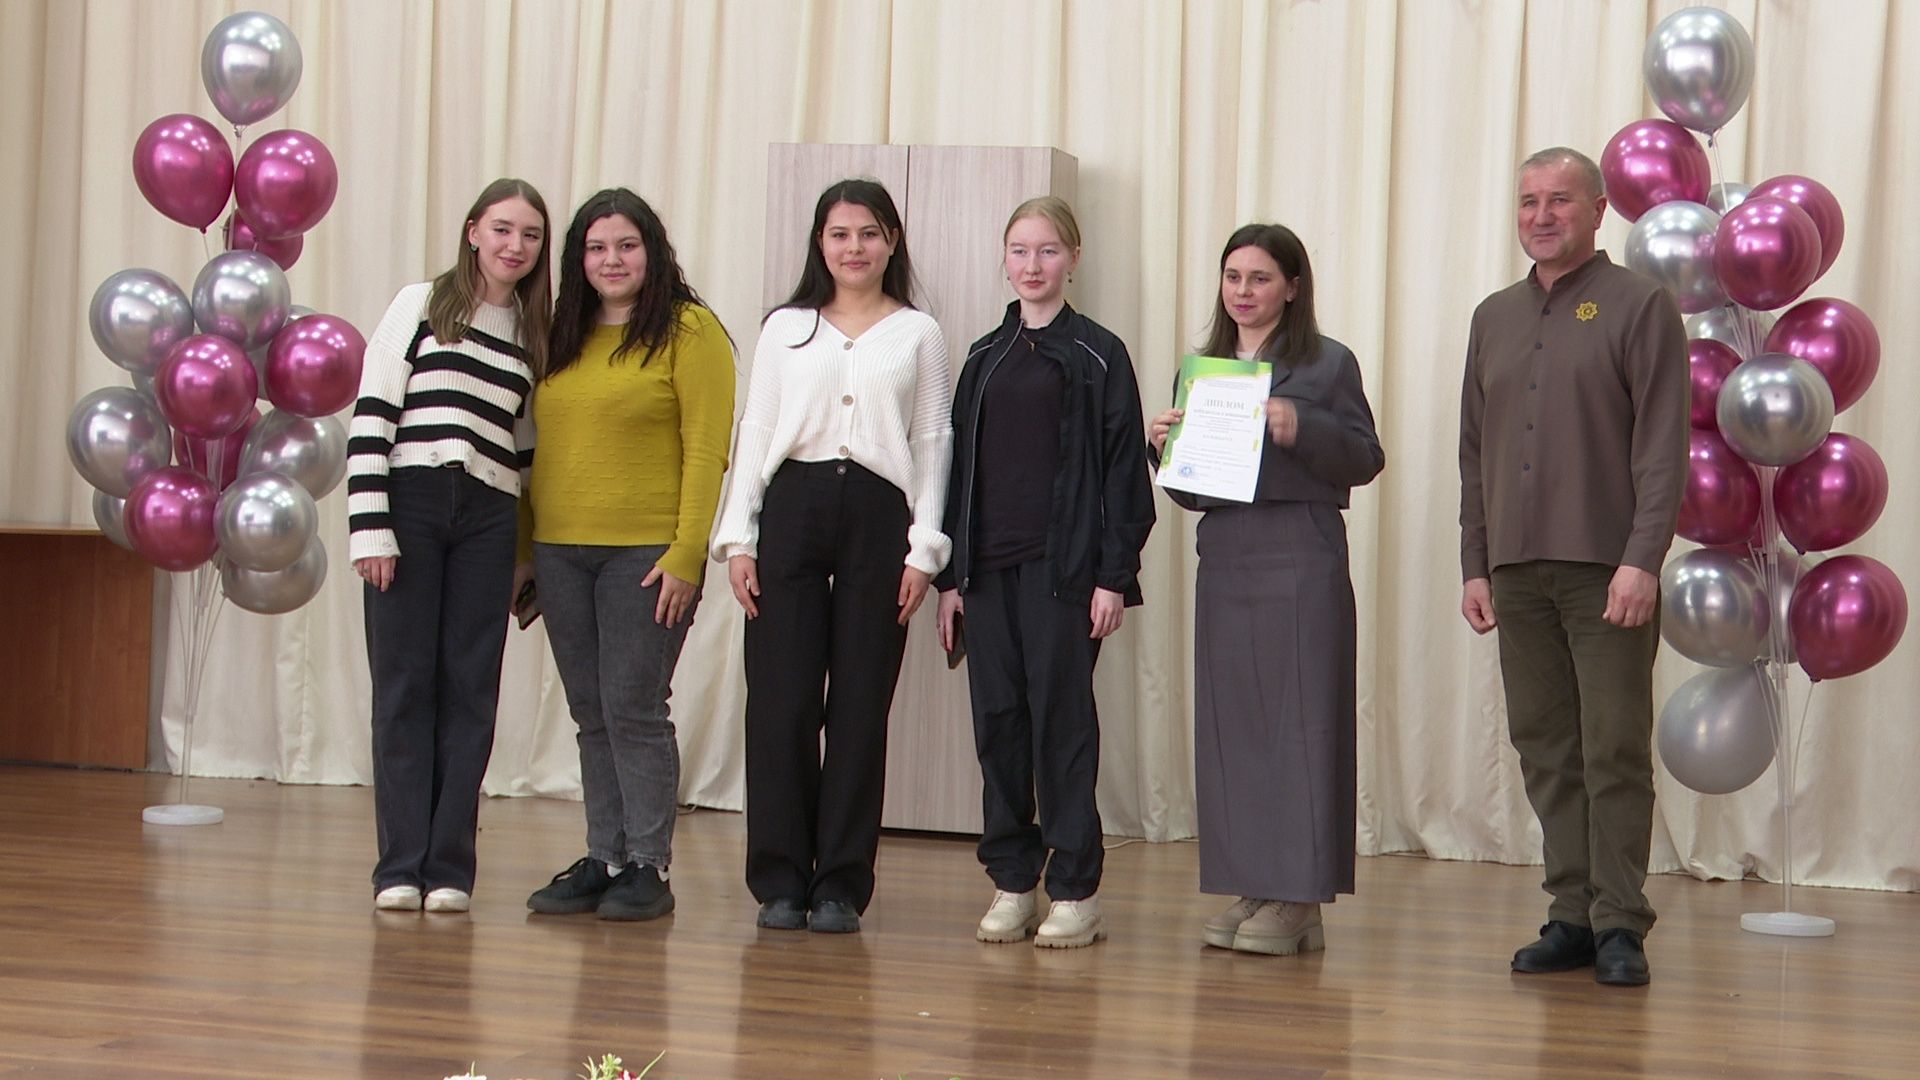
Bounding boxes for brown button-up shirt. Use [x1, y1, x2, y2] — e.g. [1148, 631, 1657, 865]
[1459, 251, 1689, 581]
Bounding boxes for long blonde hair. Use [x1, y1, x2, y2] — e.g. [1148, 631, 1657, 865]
[426, 177, 553, 376]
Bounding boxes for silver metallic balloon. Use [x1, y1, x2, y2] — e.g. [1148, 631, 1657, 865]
[192, 251, 290, 351]
[222, 535, 327, 614]
[1657, 665, 1776, 795]
[1707, 181, 1751, 215]
[1625, 201, 1725, 314]
[66, 386, 173, 498]
[1643, 6, 1755, 134]
[237, 410, 347, 498]
[1660, 548, 1768, 666]
[92, 489, 133, 551]
[1687, 305, 1775, 359]
[89, 269, 195, 376]
[215, 473, 317, 572]
[201, 11, 303, 128]
[1715, 354, 1834, 467]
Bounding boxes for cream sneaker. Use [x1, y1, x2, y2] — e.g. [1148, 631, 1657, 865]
[1202, 896, 1266, 949]
[1231, 901, 1324, 955]
[1034, 896, 1105, 949]
[976, 889, 1042, 943]
[374, 884, 422, 911]
[424, 887, 471, 913]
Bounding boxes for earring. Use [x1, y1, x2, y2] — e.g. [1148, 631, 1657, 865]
[469, 243, 478, 252]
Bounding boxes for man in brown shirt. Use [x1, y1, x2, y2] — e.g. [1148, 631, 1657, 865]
[1457, 147, 1689, 987]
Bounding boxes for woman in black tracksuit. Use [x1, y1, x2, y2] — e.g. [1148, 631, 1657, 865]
[935, 196, 1155, 949]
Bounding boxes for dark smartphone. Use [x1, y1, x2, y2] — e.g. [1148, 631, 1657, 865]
[512, 578, 540, 629]
[945, 611, 966, 670]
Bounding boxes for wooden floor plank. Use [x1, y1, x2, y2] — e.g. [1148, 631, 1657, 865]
[0, 765, 1912, 1079]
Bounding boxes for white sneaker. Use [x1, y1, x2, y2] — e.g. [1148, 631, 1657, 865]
[976, 889, 1042, 943]
[1034, 896, 1105, 949]
[374, 885, 422, 911]
[424, 887, 471, 913]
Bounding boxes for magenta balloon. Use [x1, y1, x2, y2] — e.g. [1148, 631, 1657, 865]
[155, 334, 259, 438]
[124, 466, 220, 571]
[1773, 433, 1888, 553]
[131, 114, 234, 231]
[173, 406, 259, 490]
[234, 129, 338, 240]
[1687, 338, 1742, 429]
[1764, 297, 1880, 413]
[1714, 197, 1822, 311]
[1749, 175, 1845, 277]
[1678, 429, 1762, 545]
[223, 212, 303, 271]
[1599, 119, 1710, 222]
[265, 314, 367, 417]
[1789, 554, 1908, 681]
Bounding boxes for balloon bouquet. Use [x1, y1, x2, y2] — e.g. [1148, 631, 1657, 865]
[63, 13, 363, 827]
[1606, 8, 1907, 936]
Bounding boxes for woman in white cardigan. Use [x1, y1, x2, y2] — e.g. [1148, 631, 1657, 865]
[711, 178, 952, 934]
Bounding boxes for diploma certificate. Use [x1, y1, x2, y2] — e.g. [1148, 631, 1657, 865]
[1155, 354, 1271, 503]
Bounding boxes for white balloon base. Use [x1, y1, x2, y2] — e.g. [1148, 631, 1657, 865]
[142, 804, 225, 826]
[1741, 911, 1835, 937]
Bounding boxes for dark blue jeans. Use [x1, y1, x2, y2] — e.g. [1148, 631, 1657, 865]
[365, 466, 517, 894]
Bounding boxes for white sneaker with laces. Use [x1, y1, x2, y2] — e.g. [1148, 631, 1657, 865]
[424, 887, 471, 913]
[1034, 896, 1105, 949]
[374, 885, 422, 911]
[976, 889, 1042, 943]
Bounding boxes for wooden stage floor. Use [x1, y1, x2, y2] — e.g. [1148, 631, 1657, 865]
[0, 765, 1912, 1079]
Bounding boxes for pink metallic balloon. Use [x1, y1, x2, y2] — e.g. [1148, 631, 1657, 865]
[1789, 555, 1908, 681]
[174, 406, 260, 490]
[1765, 297, 1880, 413]
[124, 466, 220, 571]
[1748, 174, 1845, 277]
[1678, 429, 1762, 546]
[1600, 119, 1710, 222]
[1714, 197, 1822, 312]
[265, 313, 366, 417]
[1773, 433, 1888, 553]
[1687, 338, 1741, 429]
[223, 211, 303, 271]
[155, 334, 259, 438]
[131, 114, 234, 231]
[234, 129, 338, 240]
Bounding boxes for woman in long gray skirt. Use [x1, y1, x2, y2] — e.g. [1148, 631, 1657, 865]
[1150, 223, 1383, 955]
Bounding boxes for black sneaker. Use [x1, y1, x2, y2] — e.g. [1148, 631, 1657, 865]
[527, 857, 615, 914]
[597, 864, 674, 921]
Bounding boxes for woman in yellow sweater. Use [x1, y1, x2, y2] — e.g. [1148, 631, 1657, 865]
[520, 187, 735, 921]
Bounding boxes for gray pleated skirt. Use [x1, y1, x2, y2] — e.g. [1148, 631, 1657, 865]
[1192, 499, 1357, 902]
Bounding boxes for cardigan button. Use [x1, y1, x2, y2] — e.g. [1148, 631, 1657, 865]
[842, 394, 854, 405]
[838, 445, 850, 457]
[842, 340, 854, 351]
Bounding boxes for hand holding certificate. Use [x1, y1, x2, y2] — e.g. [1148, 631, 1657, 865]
[1156, 354, 1272, 502]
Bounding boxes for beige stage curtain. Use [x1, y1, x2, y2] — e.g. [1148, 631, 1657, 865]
[3, 1, 1915, 891]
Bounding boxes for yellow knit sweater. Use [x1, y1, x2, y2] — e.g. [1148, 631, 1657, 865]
[522, 305, 735, 582]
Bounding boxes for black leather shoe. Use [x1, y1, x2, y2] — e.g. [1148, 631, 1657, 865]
[756, 898, 808, 931]
[809, 899, 860, 934]
[1511, 920, 1596, 973]
[1594, 928, 1651, 986]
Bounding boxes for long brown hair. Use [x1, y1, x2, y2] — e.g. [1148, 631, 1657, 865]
[1198, 223, 1320, 368]
[425, 177, 553, 376]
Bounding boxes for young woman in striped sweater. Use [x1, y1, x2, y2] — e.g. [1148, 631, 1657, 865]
[349, 177, 553, 913]
[711, 178, 952, 934]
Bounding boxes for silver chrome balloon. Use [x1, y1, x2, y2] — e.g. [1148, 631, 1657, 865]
[92, 489, 134, 551]
[1715, 354, 1834, 467]
[192, 251, 291, 351]
[222, 535, 328, 614]
[1625, 201, 1724, 314]
[88, 269, 195, 376]
[1657, 665, 1776, 795]
[1686, 305, 1775, 359]
[1707, 181, 1751, 215]
[1643, 6, 1755, 134]
[201, 11, 303, 128]
[1660, 548, 1769, 666]
[215, 473, 317, 572]
[237, 410, 347, 498]
[66, 386, 173, 498]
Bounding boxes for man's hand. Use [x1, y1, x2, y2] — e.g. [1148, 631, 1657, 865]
[1604, 565, 1658, 628]
[1089, 587, 1124, 639]
[937, 589, 964, 653]
[1461, 577, 1497, 634]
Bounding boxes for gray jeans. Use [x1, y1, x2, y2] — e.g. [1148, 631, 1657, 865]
[533, 542, 694, 870]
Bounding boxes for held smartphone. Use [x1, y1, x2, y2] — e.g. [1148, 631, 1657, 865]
[945, 611, 966, 670]
[512, 578, 540, 630]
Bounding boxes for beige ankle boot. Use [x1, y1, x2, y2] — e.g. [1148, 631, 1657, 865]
[1230, 901, 1324, 955]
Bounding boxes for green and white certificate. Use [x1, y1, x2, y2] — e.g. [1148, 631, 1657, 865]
[1155, 354, 1271, 503]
